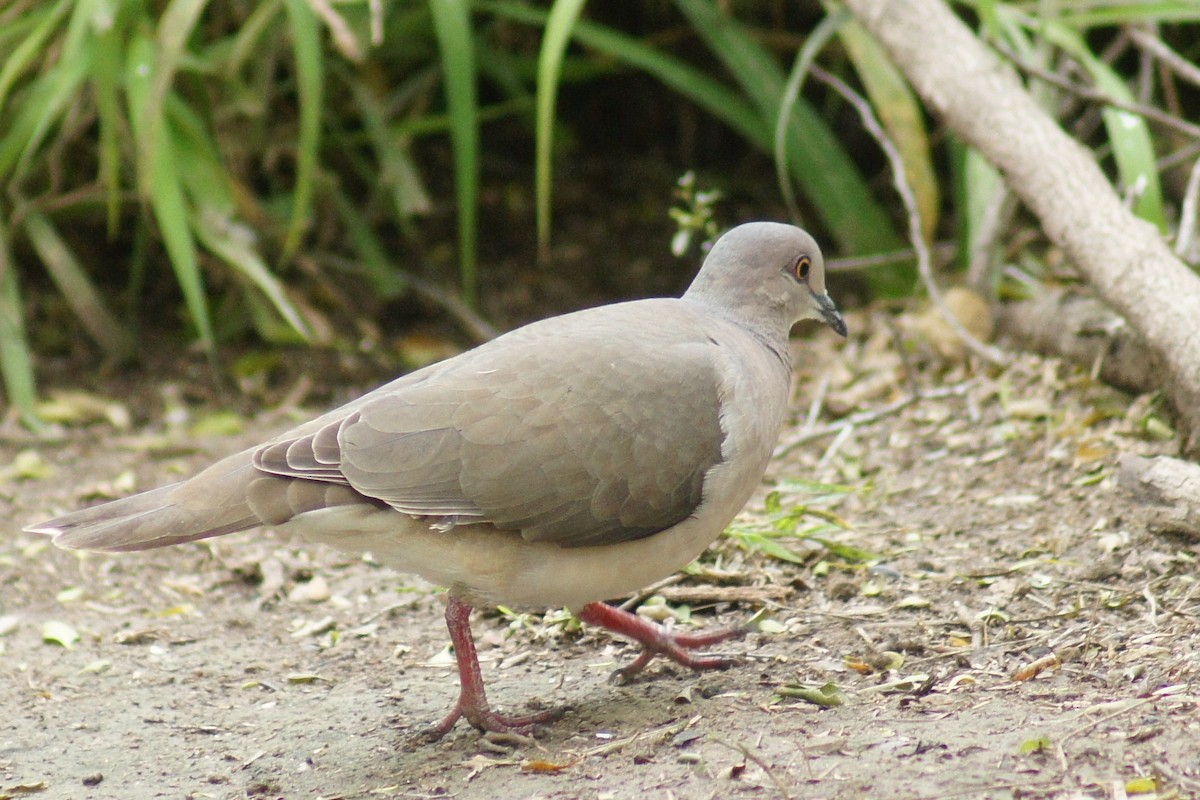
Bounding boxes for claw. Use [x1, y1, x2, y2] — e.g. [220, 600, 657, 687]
[423, 597, 743, 740]
[577, 601, 746, 682]
[424, 595, 568, 741]
[422, 701, 563, 741]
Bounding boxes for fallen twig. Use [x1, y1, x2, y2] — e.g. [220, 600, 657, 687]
[651, 585, 791, 605]
[775, 383, 972, 458]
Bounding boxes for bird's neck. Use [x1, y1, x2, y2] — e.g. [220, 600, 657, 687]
[685, 296, 792, 371]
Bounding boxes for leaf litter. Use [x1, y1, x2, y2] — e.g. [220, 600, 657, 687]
[1, 308, 1198, 798]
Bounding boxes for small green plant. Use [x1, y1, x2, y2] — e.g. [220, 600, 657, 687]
[3, 1, 1196, 428]
[723, 478, 877, 565]
[668, 171, 722, 258]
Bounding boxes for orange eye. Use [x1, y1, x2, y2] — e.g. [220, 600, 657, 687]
[794, 255, 811, 280]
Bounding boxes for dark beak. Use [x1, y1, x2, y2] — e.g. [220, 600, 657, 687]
[818, 292, 848, 338]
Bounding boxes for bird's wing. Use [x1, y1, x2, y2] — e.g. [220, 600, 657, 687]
[253, 304, 729, 547]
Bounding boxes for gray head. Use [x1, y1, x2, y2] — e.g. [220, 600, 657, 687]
[684, 222, 847, 340]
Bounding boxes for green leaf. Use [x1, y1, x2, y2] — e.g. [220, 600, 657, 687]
[42, 620, 80, 649]
[776, 681, 847, 707]
[481, 2, 769, 191]
[0, 0, 94, 182]
[0, 0, 71, 119]
[330, 185, 410, 298]
[774, 478, 856, 496]
[192, 207, 312, 341]
[535, 0, 587, 251]
[347, 74, 434, 220]
[140, 0, 210, 197]
[166, 94, 236, 212]
[953, 138, 1005, 273]
[4, 449, 55, 481]
[22, 211, 134, 360]
[807, 537, 881, 563]
[226, 0, 285, 76]
[92, 6, 124, 236]
[776, 7, 847, 222]
[429, 0, 479, 305]
[189, 410, 245, 437]
[673, 0, 902, 257]
[837, 17, 939, 243]
[283, 0, 323, 255]
[125, 34, 215, 354]
[1038, 21, 1165, 231]
[744, 533, 809, 564]
[806, 537, 883, 563]
[1055, 4, 1200, 27]
[0, 219, 41, 428]
[1019, 736, 1053, 755]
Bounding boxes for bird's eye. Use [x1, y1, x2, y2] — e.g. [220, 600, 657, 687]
[793, 255, 811, 281]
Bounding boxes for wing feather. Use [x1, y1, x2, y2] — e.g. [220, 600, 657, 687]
[251, 301, 727, 547]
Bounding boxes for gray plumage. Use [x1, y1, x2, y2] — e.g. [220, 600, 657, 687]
[27, 222, 846, 610]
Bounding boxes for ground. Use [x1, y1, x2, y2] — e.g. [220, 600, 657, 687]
[2, 308, 1197, 800]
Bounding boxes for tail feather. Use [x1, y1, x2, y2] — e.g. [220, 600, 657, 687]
[24, 451, 262, 552]
[25, 449, 378, 553]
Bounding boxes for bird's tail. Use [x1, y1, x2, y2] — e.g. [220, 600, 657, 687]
[24, 450, 262, 552]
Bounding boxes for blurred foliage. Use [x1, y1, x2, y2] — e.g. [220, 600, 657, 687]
[1, 1, 1199, 424]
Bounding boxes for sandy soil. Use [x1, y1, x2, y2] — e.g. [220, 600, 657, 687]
[3, 317, 1198, 800]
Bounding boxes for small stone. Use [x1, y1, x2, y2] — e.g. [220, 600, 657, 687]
[288, 575, 331, 604]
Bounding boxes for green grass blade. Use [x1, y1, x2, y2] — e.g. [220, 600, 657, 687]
[192, 207, 312, 342]
[0, 0, 95, 182]
[776, 7, 847, 223]
[347, 74, 434, 218]
[226, 0, 285, 76]
[482, 2, 769, 170]
[838, 18, 940, 244]
[961, 1, 1200, 29]
[164, 93, 311, 341]
[0, 0, 71, 117]
[0, 217, 41, 429]
[22, 211, 135, 360]
[953, 138, 1005, 273]
[126, 34, 215, 354]
[152, 132, 215, 353]
[140, 0, 210, 197]
[94, 10, 125, 237]
[166, 92, 236, 212]
[487, 0, 898, 254]
[283, 0, 323, 256]
[673, 0, 901, 256]
[1039, 21, 1166, 231]
[535, 0, 587, 252]
[390, 95, 534, 139]
[569, 26, 764, 146]
[331, 186, 409, 298]
[429, 0, 479, 305]
[1055, 4, 1200, 27]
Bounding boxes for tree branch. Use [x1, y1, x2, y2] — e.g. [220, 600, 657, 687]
[843, 0, 1200, 457]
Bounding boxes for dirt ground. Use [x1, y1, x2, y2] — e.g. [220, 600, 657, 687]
[2, 308, 1198, 800]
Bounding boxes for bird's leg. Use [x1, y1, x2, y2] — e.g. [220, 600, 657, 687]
[423, 595, 563, 740]
[577, 601, 746, 683]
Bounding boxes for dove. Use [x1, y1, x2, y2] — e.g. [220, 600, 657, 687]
[26, 221, 846, 739]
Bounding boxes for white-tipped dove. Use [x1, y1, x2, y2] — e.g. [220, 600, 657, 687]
[26, 221, 846, 739]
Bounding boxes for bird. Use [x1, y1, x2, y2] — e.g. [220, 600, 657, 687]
[26, 221, 846, 740]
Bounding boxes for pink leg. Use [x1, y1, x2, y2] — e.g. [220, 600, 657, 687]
[423, 596, 563, 740]
[577, 601, 746, 683]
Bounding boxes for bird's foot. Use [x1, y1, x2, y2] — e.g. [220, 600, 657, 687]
[422, 698, 564, 741]
[426, 594, 567, 741]
[577, 601, 747, 684]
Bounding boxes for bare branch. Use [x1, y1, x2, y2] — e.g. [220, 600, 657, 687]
[843, 0, 1200, 457]
[810, 64, 1008, 366]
